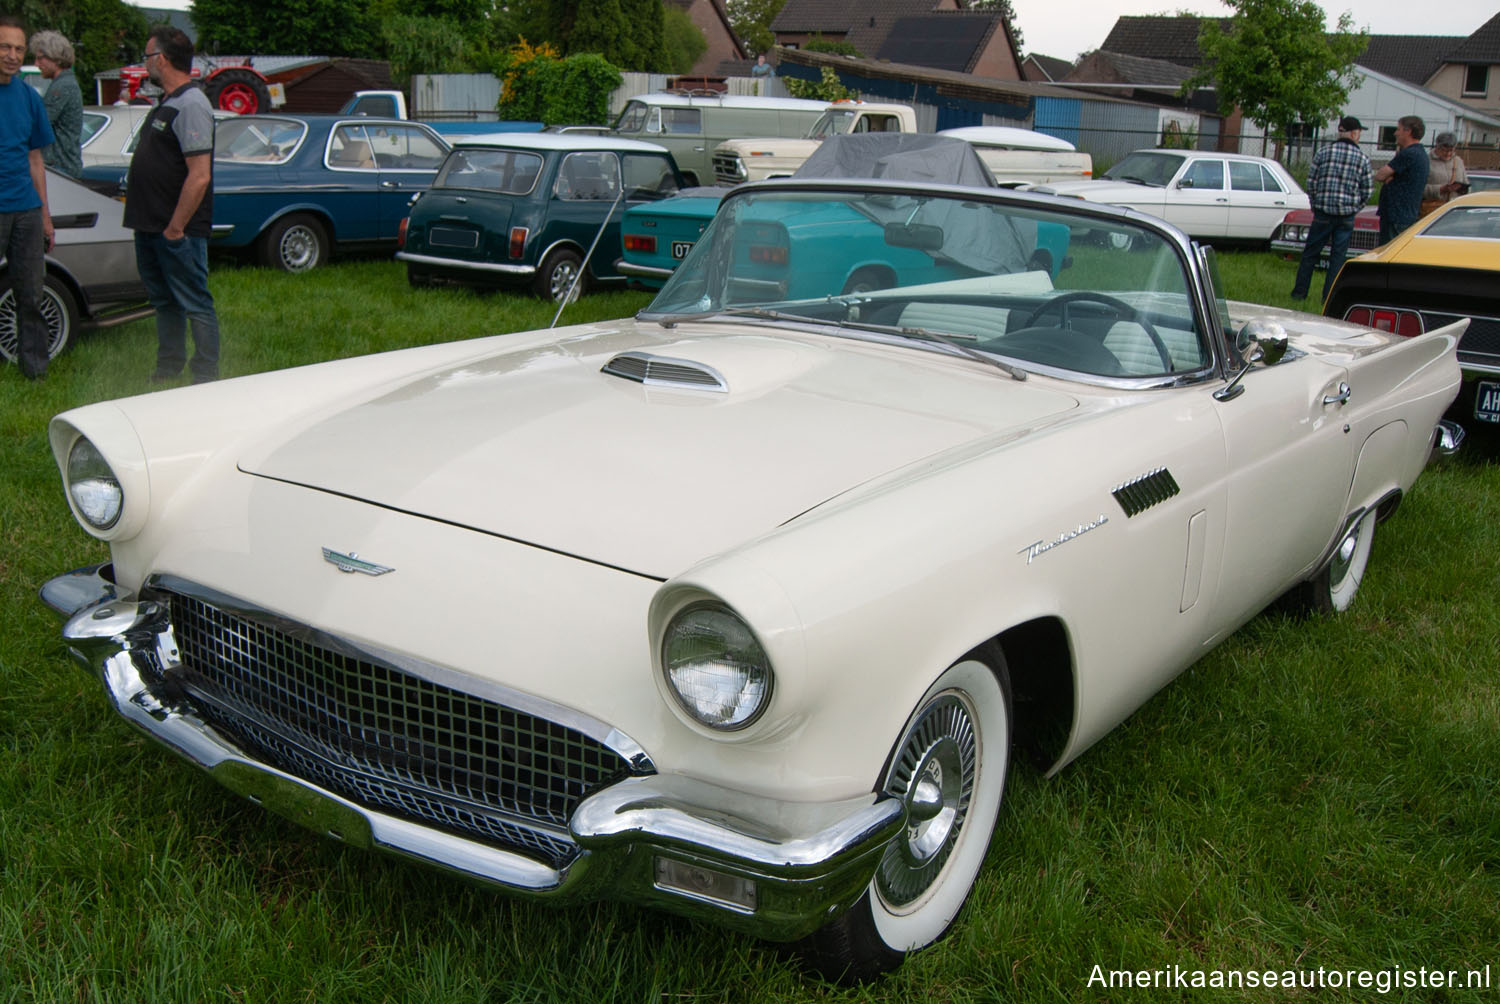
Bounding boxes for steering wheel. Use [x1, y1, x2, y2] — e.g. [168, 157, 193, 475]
[1026, 291, 1173, 372]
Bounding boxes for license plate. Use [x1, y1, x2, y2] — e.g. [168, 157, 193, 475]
[1476, 380, 1500, 424]
[671, 240, 694, 259]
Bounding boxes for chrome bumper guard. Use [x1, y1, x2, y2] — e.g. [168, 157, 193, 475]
[40, 564, 904, 940]
[1433, 419, 1466, 458]
[395, 251, 537, 278]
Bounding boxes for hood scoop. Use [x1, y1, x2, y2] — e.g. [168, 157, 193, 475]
[602, 351, 728, 392]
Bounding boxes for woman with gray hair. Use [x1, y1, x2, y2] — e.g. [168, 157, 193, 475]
[31, 29, 81, 177]
[1422, 131, 1467, 215]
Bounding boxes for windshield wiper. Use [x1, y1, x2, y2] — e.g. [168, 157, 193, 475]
[832, 315, 1027, 381]
[650, 303, 1026, 381]
[649, 305, 813, 327]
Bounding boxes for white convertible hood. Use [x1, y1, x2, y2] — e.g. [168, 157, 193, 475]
[239, 323, 1079, 578]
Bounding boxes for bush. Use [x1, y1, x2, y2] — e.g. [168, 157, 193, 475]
[495, 41, 622, 125]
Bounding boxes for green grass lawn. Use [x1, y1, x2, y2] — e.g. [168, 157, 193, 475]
[2, 256, 1496, 1002]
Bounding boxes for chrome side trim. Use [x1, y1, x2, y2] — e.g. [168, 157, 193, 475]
[395, 251, 536, 277]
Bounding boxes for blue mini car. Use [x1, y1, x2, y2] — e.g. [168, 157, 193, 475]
[210, 115, 451, 272]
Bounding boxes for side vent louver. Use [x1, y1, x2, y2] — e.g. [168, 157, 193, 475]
[1112, 467, 1180, 517]
[602, 351, 728, 393]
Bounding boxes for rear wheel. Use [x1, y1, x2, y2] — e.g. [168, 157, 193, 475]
[0, 272, 78, 361]
[206, 68, 271, 115]
[534, 248, 584, 302]
[798, 651, 1011, 982]
[260, 214, 328, 273]
[1281, 510, 1377, 615]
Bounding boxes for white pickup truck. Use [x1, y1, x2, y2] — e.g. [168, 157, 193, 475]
[712, 101, 1092, 186]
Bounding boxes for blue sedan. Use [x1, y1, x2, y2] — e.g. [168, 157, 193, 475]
[211, 115, 451, 272]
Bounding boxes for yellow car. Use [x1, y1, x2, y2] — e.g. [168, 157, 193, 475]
[1324, 192, 1500, 427]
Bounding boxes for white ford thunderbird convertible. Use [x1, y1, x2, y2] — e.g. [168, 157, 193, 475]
[42, 179, 1464, 980]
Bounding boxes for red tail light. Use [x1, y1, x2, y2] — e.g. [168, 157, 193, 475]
[623, 234, 657, 253]
[397, 217, 408, 248]
[509, 226, 529, 259]
[749, 244, 789, 266]
[1344, 306, 1424, 337]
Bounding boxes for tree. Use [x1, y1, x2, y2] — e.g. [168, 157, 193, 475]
[191, 0, 377, 56]
[15, 0, 148, 91]
[963, 0, 1023, 51]
[727, 0, 786, 55]
[661, 6, 708, 74]
[1182, 0, 1367, 154]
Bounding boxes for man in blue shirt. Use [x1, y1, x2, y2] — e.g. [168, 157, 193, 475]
[0, 15, 56, 380]
[1291, 115, 1372, 305]
[1375, 116, 1428, 245]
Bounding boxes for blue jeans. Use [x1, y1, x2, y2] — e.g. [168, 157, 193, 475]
[1291, 210, 1355, 305]
[135, 232, 220, 380]
[1, 207, 49, 378]
[1378, 211, 1415, 247]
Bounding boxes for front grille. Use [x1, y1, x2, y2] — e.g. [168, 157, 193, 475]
[712, 154, 746, 185]
[159, 590, 641, 868]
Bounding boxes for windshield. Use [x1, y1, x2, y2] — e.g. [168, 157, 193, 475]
[1103, 151, 1186, 187]
[435, 147, 543, 194]
[807, 109, 860, 139]
[642, 186, 1212, 380]
[214, 117, 306, 164]
[1419, 204, 1500, 240]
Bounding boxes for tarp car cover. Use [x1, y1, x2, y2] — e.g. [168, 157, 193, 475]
[793, 134, 998, 188]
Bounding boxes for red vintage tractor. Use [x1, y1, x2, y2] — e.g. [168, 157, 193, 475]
[118, 59, 274, 115]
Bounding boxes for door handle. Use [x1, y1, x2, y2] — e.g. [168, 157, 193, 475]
[1323, 382, 1351, 406]
[694, 146, 705, 152]
[381, 180, 400, 189]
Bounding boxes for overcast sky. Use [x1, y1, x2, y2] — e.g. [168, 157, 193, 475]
[1013, 1, 1493, 63]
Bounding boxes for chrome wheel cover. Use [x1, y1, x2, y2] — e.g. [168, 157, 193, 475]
[875, 692, 977, 910]
[278, 225, 320, 272]
[548, 260, 580, 301]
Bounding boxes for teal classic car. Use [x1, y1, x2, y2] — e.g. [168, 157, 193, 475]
[397, 133, 685, 301]
[619, 135, 1067, 295]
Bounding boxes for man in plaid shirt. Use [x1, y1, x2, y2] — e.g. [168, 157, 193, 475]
[1291, 115, 1371, 305]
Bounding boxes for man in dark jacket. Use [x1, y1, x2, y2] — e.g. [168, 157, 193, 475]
[1290, 115, 1371, 305]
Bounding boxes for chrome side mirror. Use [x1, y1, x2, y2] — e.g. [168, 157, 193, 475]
[1215, 318, 1290, 401]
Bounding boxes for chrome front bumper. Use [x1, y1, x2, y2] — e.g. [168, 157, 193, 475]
[40, 564, 904, 941]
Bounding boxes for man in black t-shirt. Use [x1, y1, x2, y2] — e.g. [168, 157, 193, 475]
[125, 26, 220, 383]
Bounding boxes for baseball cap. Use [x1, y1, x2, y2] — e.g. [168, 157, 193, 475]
[1338, 115, 1364, 132]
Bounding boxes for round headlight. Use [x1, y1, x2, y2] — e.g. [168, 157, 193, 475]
[66, 436, 123, 530]
[661, 604, 773, 731]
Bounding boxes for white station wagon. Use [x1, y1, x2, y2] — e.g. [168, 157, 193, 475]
[43, 179, 1462, 981]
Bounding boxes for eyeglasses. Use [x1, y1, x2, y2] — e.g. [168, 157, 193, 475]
[143, 49, 161, 61]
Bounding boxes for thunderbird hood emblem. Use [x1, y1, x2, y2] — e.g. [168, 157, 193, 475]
[322, 548, 394, 576]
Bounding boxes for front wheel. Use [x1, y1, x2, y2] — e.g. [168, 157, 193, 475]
[260, 214, 328, 273]
[798, 651, 1011, 982]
